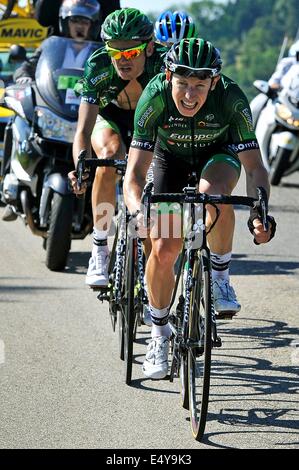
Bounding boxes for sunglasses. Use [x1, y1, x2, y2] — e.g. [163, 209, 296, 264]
[105, 42, 147, 60]
[167, 63, 219, 80]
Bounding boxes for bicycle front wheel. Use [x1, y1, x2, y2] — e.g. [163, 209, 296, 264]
[188, 249, 212, 441]
[123, 236, 136, 385]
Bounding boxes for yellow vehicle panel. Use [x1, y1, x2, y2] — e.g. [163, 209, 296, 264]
[0, 18, 48, 48]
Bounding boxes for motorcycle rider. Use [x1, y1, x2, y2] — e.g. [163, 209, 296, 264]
[34, 0, 120, 37]
[2, 0, 100, 221]
[268, 39, 299, 91]
[68, 8, 167, 289]
[251, 39, 299, 126]
[154, 10, 196, 47]
[14, 0, 100, 84]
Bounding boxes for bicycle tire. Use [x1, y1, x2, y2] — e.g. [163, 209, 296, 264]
[123, 236, 136, 385]
[108, 230, 118, 332]
[180, 352, 189, 410]
[179, 254, 189, 410]
[118, 309, 124, 360]
[188, 249, 212, 441]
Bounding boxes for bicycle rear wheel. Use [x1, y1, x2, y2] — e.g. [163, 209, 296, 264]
[123, 236, 136, 385]
[188, 249, 212, 441]
[118, 309, 124, 360]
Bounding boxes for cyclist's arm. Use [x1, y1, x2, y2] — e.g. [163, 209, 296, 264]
[124, 75, 165, 213]
[72, 101, 99, 167]
[238, 149, 270, 199]
[124, 147, 153, 215]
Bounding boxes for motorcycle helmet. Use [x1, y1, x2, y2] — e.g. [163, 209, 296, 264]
[289, 39, 299, 58]
[165, 38, 222, 77]
[101, 8, 154, 42]
[8, 44, 27, 63]
[59, 0, 101, 40]
[154, 10, 196, 45]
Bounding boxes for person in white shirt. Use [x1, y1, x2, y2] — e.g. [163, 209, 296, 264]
[268, 39, 299, 91]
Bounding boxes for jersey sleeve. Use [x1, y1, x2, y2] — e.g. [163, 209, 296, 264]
[74, 47, 111, 106]
[225, 81, 259, 153]
[131, 75, 165, 152]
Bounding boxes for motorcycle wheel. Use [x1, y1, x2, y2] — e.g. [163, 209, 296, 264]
[46, 192, 73, 271]
[270, 147, 292, 186]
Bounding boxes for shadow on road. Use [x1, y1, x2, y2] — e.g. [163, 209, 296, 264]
[64, 251, 90, 274]
[231, 255, 299, 275]
[200, 317, 299, 448]
[132, 316, 299, 447]
[281, 181, 299, 190]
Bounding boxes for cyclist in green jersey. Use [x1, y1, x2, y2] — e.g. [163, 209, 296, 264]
[124, 38, 276, 380]
[68, 8, 167, 288]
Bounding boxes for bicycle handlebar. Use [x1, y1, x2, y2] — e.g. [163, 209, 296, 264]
[76, 150, 127, 189]
[141, 182, 269, 231]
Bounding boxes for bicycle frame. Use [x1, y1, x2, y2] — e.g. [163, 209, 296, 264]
[167, 189, 220, 383]
[142, 182, 267, 440]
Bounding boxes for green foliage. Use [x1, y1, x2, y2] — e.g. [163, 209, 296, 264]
[155, 0, 298, 101]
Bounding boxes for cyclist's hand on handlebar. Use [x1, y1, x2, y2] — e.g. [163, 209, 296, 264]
[248, 215, 277, 245]
[247, 187, 276, 245]
[129, 207, 157, 239]
[68, 169, 89, 195]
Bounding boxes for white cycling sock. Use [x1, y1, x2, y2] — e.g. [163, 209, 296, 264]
[93, 227, 109, 250]
[150, 305, 171, 338]
[211, 251, 231, 281]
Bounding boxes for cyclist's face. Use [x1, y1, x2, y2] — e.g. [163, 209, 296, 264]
[108, 40, 153, 81]
[171, 74, 219, 117]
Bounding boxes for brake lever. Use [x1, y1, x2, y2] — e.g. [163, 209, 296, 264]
[76, 149, 87, 191]
[256, 186, 269, 232]
[141, 182, 154, 227]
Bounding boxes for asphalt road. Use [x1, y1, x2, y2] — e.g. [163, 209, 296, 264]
[0, 171, 298, 450]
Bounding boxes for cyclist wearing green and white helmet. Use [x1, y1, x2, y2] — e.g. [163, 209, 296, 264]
[69, 8, 167, 288]
[124, 38, 276, 380]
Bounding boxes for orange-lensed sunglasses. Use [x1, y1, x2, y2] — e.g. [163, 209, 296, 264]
[105, 42, 147, 60]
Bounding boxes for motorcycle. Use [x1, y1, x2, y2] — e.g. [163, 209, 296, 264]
[0, 36, 100, 270]
[251, 63, 299, 186]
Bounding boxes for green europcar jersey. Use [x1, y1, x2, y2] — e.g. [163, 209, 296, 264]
[131, 73, 259, 161]
[75, 43, 168, 109]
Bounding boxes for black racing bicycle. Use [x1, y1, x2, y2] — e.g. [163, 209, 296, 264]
[142, 182, 268, 441]
[76, 152, 148, 385]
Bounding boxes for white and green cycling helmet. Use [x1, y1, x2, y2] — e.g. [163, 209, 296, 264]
[165, 37, 222, 79]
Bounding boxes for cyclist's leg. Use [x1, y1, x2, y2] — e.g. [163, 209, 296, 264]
[91, 114, 127, 231]
[143, 218, 182, 379]
[146, 148, 188, 326]
[199, 152, 242, 315]
[143, 150, 188, 379]
[199, 153, 241, 254]
[86, 106, 133, 287]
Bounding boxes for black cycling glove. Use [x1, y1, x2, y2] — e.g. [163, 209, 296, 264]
[247, 187, 277, 244]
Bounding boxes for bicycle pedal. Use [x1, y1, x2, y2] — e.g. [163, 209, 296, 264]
[213, 336, 222, 348]
[97, 292, 110, 302]
[90, 285, 110, 291]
